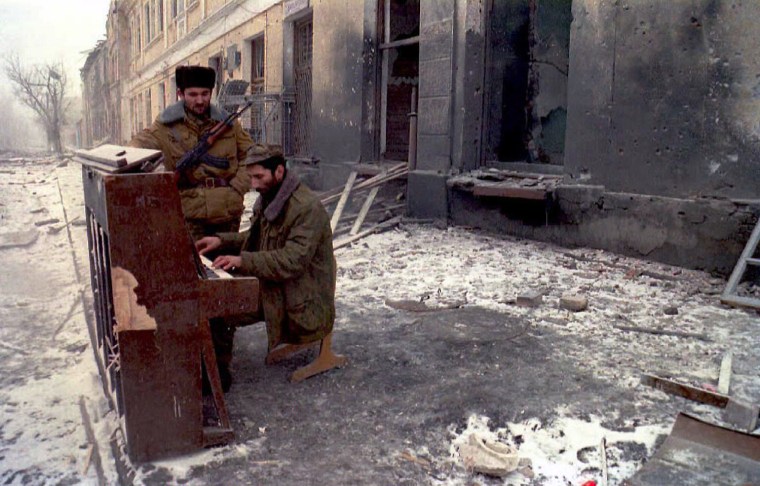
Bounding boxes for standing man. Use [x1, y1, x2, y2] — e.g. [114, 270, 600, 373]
[195, 146, 346, 384]
[129, 65, 252, 239]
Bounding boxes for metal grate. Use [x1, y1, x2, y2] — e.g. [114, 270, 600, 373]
[86, 209, 124, 416]
[293, 18, 313, 157]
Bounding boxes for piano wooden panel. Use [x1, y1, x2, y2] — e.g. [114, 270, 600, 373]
[79, 163, 259, 463]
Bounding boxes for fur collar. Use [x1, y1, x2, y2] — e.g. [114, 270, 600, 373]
[254, 171, 301, 222]
[158, 101, 228, 124]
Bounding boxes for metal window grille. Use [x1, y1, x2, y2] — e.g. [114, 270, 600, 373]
[218, 79, 295, 155]
[293, 18, 313, 157]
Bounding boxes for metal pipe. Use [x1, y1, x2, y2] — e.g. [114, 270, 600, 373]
[407, 86, 418, 171]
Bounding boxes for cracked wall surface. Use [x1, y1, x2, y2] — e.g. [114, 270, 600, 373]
[565, 0, 760, 200]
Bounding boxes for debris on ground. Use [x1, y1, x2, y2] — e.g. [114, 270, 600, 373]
[457, 432, 519, 477]
[560, 294, 588, 312]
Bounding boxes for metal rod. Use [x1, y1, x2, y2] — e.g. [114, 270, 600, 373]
[407, 86, 418, 171]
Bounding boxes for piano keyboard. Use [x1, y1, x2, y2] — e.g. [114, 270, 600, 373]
[200, 255, 233, 280]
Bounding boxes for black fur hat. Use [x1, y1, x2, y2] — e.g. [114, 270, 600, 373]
[176, 65, 216, 91]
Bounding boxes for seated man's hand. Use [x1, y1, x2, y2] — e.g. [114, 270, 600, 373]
[213, 255, 242, 271]
[195, 236, 222, 255]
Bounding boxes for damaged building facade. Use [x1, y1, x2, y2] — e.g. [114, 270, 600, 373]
[81, 0, 760, 273]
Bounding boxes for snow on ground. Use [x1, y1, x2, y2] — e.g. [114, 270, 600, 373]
[0, 154, 758, 484]
[334, 224, 760, 485]
[0, 155, 116, 485]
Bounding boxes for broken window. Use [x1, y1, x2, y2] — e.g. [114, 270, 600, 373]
[483, 0, 571, 166]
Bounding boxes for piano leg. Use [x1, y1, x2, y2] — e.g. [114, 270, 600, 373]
[289, 334, 348, 384]
[199, 317, 234, 444]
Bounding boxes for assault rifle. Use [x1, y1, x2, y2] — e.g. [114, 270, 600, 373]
[174, 99, 255, 173]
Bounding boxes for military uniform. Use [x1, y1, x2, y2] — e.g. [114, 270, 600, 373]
[129, 101, 252, 239]
[217, 170, 336, 353]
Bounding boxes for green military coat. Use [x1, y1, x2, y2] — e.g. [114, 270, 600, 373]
[129, 101, 252, 225]
[217, 171, 336, 348]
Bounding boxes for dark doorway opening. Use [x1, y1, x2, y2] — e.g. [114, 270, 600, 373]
[380, 0, 419, 162]
[483, 0, 572, 166]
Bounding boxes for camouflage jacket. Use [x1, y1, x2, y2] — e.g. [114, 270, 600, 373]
[217, 171, 336, 348]
[129, 101, 252, 224]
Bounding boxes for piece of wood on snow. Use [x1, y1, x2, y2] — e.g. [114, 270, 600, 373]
[330, 171, 357, 232]
[350, 186, 380, 236]
[334, 216, 402, 250]
[600, 437, 608, 486]
[322, 165, 407, 205]
[717, 351, 733, 395]
[640, 373, 729, 408]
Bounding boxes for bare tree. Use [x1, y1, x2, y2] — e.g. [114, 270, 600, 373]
[4, 54, 69, 154]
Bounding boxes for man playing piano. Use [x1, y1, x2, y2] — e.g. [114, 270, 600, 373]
[129, 65, 252, 240]
[195, 145, 345, 385]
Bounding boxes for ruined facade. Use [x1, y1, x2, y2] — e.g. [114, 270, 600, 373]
[81, 0, 760, 273]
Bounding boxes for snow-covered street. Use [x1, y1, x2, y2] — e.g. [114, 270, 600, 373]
[1, 154, 758, 485]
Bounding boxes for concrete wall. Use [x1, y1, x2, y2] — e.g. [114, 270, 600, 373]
[309, 0, 366, 187]
[449, 185, 760, 275]
[565, 0, 760, 200]
[406, 0, 457, 219]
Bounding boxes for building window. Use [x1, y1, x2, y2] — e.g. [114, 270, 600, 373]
[144, 3, 152, 45]
[145, 89, 152, 127]
[172, 0, 185, 18]
[158, 82, 166, 112]
[137, 94, 144, 130]
[169, 76, 177, 101]
[251, 36, 265, 89]
[157, 0, 164, 32]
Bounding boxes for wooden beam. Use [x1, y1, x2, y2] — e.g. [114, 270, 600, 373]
[718, 351, 733, 395]
[334, 216, 402, 250]
[350, 186, 380, 236]
[322, 165, 407, 205]
[78, 396, 107, 485]
[473, 184, 548, 200]
[613, 324, 711, 342]
[641, 373, 729, 408]
[330, 171, 357, 232]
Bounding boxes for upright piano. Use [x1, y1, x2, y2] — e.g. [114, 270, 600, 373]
[75, 145, 259, 463]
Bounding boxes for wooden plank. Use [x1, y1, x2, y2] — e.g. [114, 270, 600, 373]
[472, 184, 548, 200]
[322, 164, 407, 205]
[600, 437, 608, 486]
[720, 293, 760, 310]
[612, 324, 710, 342]
[78, 396, 106, 485]
[330, 171, 358, 232]
[717, 351, 733, 395]
[334, 216, 402, 250]
[350, 186, 380, 236]
[640, 373, 730, 408]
